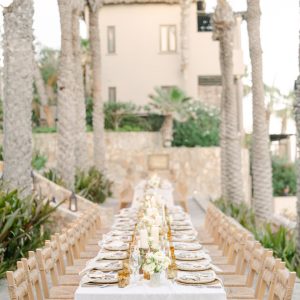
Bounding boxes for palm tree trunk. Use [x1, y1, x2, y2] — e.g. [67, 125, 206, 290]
[161, 114, 173, 147]
[88, 3, 106, 171]
[294, 0, 300, 270]
[72, 6, 88, 171]
[57, 0, 76, 189]
[213, 0, 244, 203]
[247, 0, 273, 219]
[3, 0, 34, 196]
[180, 0, 191, 88]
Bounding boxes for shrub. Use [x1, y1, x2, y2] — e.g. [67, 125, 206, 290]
[172, 102, 220, 147]
[0, 187, 60, 277]
[43, 169, 65, 187]
[86, 97, 93, 129]
[33, 126, 57, 134]
[43, 167, 113, 204]
[75, 167, 113, 204]
[32, 151, 47, 170]
[272, 156, 296, 196]
[214, 198, 299, 276]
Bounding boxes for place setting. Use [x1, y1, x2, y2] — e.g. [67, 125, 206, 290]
[75, 176, 226, 300]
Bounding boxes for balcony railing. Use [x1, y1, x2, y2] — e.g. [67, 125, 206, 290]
[197, 13, 212, 32]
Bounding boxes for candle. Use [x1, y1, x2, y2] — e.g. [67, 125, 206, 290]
[151, 226, 159, 245]
[139, 229, 149, 249]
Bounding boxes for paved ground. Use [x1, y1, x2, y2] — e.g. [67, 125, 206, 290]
[0, 197, 299, 300]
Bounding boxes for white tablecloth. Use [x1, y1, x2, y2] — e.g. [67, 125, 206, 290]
[75, 276, 226, 300]
[132, 180, 174, 208]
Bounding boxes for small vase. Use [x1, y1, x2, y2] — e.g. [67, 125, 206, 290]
[150, 272, 161, 286]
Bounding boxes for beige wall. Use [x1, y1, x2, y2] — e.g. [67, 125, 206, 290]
[99, 3, 245, 105]
[0, 132, 250, 204]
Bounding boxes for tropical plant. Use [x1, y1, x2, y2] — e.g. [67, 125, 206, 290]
[149, 86, 191, 147]
[272, 156, 296, 196]
[3, 0, 34, 196]
[104, 102, 145, 130]
[0, 187, 60, 277]
[214, 198, 300, 276]
[86, 96, 93, 129]
[247, 0, 273, 219]
[32, 151, 48, 171]
[43, 169, 65, 187]
[87, 0, 106, 172]
[173, 102, 220, 147]
[75, 167, 113, 204]
[37, 46, 59, 105]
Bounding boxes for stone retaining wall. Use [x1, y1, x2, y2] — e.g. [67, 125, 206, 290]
[0, 132, 251, 205]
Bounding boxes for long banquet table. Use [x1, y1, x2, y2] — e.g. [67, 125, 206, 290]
[75, 177, 227, 300]
[75, 278, 226, 300]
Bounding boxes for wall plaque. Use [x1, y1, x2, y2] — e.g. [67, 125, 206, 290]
[148, 154, 169, 170]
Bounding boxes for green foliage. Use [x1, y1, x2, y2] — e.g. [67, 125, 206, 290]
[104, 102, 142, 130]
[0, 145, 3, 161]
[37, 47, 59, 104]
[33, 126, 57, 134]
[0, 187, 60, 277]
[272, 156, 296, 196]
[32, 151, 47, 171]
[43, 167, 113, 204]
[173, 102, 220, 147]
[86, 97, 93, 129]
[75, 167, 113, 204]
[149, 87, 191, 120]
[214, 198, 299, 276]
[255, 224, 296, 271]
[214, 198, 256, 232]
[43, 169, 65, 187]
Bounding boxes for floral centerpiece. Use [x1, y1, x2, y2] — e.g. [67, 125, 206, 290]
[142, 251, 170, 285]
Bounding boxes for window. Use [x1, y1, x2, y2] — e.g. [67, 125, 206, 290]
[160, 25, 177, 53]
[108, 87, 117, 102]
[107, 26, 116, 54]
[161, 86, 176, 93]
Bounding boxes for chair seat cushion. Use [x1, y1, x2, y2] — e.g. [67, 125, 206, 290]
[211, 256, 228, 265]
[58, 274, 80, 286]
[221, 274, 247, 287]
[80, 251, 98, 259]
[85, 245, 100, 252]
[214, 264, 237, 275]
[73, 258, 89, 265]
[65, 265, 84, 275]
[49, 286, 77, 299]
[225, 287, 255, 299]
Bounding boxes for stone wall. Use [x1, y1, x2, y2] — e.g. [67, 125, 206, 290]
[0, 132, 251, 205]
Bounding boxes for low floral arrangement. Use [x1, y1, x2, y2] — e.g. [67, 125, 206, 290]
[142, 251, 171, 275]
[146, 175, 161, 189]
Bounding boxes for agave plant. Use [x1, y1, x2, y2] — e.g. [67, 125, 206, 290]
[75, 167, 113, 204]
[149, 87, 191, 147]
[0, 186, 61, 277]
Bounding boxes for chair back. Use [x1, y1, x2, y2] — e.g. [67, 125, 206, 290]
[22, 252, 44, 300]
[246, 247, 273, 287]
[36, 245, 59, 299]
[6, 261, 32, 300]
[270, 265, 296, 300]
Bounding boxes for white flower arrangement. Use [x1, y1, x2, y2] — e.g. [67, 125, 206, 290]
[147, 175, 161, 189]
[142, 251, 171, 275]
[138, 208, 162, 231]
